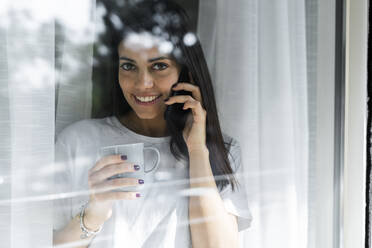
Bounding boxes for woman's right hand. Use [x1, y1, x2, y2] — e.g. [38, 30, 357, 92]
[84, 154, 142, 229]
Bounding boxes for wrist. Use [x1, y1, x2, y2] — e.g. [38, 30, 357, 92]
[187, 145, 209, 155]
[79, 202, 104, 239]
[84, 203, 110, 230]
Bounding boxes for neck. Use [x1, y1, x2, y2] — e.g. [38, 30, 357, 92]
[119, 111, 169, 137]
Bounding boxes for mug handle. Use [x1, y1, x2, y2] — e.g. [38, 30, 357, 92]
[143, 147, 160, 173]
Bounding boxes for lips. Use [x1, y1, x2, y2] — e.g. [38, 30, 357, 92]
[135, 95, 160, 101]
[132, 94, 162, 105]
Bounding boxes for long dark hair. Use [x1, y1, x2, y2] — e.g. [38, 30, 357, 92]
[93, 0, 239, 192]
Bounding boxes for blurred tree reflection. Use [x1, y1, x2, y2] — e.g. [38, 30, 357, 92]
[91, 0, 198, 118]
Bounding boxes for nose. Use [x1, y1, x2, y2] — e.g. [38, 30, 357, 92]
[136, 70, 154, 89]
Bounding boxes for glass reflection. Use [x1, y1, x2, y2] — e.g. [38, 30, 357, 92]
[53, 0, 251, 247]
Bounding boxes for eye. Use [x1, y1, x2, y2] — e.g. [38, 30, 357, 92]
[152, 63, 168, 71]
[120, 63, 136, 71]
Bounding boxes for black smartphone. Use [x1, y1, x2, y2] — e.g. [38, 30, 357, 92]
[164, 66, 193, 126]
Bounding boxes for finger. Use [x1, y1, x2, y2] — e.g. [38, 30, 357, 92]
[95, 191, 141, 201]
[182, 100, 202, 110]
[90, 154, 128, 174]
[182, 100, 206, 121]
[91, 177, 142, 192]
[89, 163, 139, 184]
[164, 94, 195, 105]
[172, 83, 202, 102]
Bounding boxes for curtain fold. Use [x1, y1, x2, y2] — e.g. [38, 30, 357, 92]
[198, 0, 310, 247]
[0, 1, 55, 247]
[0, 5, 12, 247]
[55, 0, 95, 137]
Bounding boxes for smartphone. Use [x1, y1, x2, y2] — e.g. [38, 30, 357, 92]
[164, 66, 193, 127]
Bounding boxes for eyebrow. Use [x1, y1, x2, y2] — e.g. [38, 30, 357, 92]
[148, 56, 172, 62]
[119, 56, 172, 63]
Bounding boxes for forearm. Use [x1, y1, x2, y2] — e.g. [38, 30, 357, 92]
[188, 147, 238, 248]
[53, 208, 105, 248]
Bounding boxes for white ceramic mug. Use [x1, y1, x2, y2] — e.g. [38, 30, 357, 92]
[99, 143, 160, 192]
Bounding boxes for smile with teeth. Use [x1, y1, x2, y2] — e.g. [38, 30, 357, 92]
[134, 95, 161, 103]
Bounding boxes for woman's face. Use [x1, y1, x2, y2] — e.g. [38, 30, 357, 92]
[118, 40, 181, 120]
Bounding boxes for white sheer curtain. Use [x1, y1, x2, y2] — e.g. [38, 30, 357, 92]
[0, 1, 55, 247]
[198, 0, 310, 247]
[0, 0, 95, 247]
[0, 0, 312, 247]
[55, 0, 95, 136]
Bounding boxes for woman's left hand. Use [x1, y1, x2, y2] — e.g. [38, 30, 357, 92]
[164, 73, 207, 152]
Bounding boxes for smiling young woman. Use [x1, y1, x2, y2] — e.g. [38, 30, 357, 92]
[53, 0, 252, 247]
[117, 42, 181, 136]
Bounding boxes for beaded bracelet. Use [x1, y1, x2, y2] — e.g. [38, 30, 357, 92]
[79, 202, 103, 239]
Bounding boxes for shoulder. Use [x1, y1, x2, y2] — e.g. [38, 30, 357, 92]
[56, 117, 111, 147]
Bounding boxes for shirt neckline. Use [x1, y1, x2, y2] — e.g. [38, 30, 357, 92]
[109, 116, 171, 143]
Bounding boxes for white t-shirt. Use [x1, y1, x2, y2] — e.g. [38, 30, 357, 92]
[53, 116, 252, 247]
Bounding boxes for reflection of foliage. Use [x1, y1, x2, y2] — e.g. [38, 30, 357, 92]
[91, 0, 199, 119]
[92, 0, 199, 119]
[91, 24, 117, 119]
[55, 17, 101, 118]
[5, 9, 55, 93]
